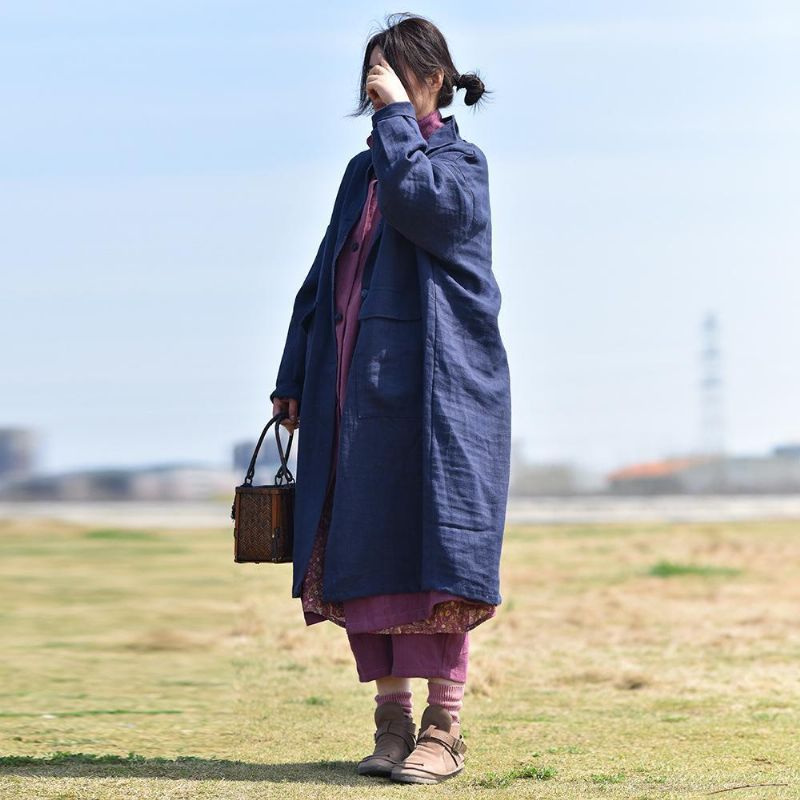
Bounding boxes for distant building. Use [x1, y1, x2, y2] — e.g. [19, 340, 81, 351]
[232, 431, 297, 483]
[509, 459, 604, 496]
[773, 442, 800, 460]
[608, 452, 800, 494]
[607, 456, 709, 494]
[0, 464, 237, 502]
[0, 427, 37, 482]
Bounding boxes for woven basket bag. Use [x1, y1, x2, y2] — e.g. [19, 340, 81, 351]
[231, 411, 295, 563]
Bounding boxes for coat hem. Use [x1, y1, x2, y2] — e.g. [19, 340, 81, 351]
[312, 581, 501, 608]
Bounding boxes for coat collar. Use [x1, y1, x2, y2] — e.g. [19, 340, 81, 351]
[426, 114, 460, 151]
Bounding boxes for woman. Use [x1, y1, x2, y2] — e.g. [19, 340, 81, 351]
[269, 13, 511, 785]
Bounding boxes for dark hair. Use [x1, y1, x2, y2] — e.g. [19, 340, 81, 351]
[349, 12, 492, 117]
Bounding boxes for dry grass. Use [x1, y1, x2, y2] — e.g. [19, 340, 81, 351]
[0, 514, 798, 798]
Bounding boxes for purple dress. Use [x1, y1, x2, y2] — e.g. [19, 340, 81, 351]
[300, 108, 497, 635]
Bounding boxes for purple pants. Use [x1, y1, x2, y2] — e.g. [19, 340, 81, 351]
[347, 631, 469, 683]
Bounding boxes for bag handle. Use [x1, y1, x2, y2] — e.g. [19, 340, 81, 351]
[243, 411, 295, 486]
[273, 411, 295, 484]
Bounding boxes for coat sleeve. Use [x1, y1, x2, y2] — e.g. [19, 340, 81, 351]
[268, 225, 328, 409]
[369, 100, 478, 260]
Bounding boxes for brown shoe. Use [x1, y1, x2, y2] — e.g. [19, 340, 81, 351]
[390, 704, 467, 784]
[356, 701, 417, 778]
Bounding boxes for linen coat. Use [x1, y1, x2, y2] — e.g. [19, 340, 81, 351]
[269, 100, 511, 607]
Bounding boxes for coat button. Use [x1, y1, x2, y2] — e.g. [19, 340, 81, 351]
[351, 241, 359, 252]
[360, 288, 368, 299]
[334, 311, 343, 322]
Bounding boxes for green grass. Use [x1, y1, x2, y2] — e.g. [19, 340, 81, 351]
[83, 528, 158, 541]
[304, 696, 330, 706]
[1, 513, 799, 798]
[647, 559, 742, 578]
[589, 771, 626, 784]
[469, 761, 556, 788]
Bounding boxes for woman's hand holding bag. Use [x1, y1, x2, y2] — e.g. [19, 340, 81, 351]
[272, 396, 300, 434]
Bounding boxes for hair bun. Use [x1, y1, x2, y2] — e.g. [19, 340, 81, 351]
[455, 71, 486, 106]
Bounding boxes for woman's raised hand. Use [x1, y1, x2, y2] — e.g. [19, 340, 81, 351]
[272, 396, 299, 433]
[366, 55, 411, 109]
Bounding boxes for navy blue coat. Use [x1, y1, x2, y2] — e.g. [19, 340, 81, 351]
[269, 100, 511, 606]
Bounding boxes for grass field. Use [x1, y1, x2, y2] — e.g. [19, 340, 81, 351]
[1, 513, 798, 799]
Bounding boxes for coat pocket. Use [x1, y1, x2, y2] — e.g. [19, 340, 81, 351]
[355, 287, 423, 420]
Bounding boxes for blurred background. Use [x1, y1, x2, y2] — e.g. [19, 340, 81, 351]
[1, 1, 799, 519]
[3, 8, 799, 793]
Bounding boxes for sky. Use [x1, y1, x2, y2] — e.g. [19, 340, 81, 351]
[1, 1, 798, 475]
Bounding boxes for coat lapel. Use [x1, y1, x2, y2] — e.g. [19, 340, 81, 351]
[329, 161, 369, 314]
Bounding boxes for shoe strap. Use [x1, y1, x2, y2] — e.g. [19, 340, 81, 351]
[375, 719, 416, 750]
[417, 725, 467, 755]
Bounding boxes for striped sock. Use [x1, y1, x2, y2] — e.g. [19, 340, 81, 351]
[375, 689, 413, 719]
[426, 680, 464, 723]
